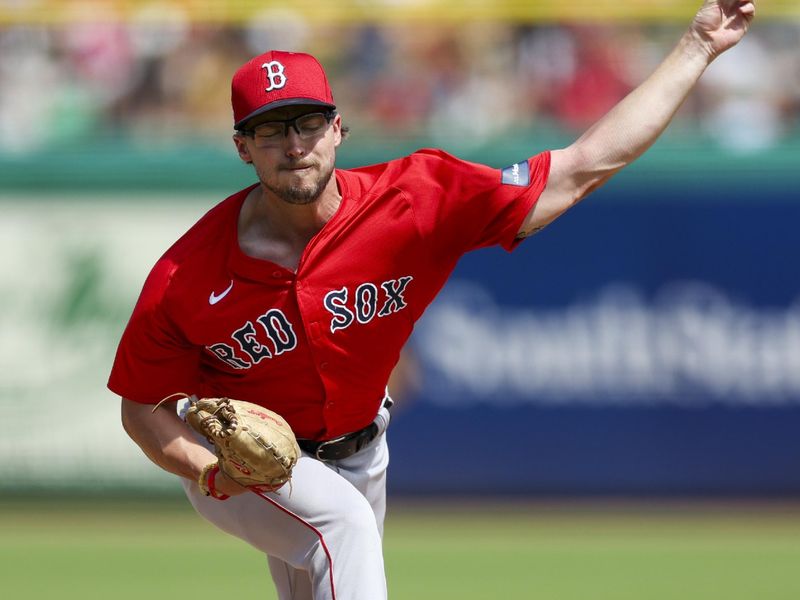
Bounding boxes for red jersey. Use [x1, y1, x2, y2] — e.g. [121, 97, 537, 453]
[108, 149, 550, 440]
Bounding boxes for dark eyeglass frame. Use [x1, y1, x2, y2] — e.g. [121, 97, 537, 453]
[238, 110, 337, 139]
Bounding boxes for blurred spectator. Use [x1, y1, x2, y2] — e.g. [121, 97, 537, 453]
[700, 30, 785, 152]
[549, 26, 635, 131]
[0, 26, 72, 153]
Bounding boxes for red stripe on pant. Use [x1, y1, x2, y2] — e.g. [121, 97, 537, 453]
[251, 489, 337, 599]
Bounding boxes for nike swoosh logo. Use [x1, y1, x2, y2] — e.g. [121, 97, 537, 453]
[209, 280, 234, 305]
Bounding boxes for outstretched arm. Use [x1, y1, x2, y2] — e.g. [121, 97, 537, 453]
[518, 0, 756, 237]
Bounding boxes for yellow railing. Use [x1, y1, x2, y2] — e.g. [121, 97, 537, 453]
[0, 0, 795, 25]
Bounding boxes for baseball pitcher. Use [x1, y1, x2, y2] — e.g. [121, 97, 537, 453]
[110, 2, 755, 598]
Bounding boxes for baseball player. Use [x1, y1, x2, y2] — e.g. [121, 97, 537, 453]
[110, 2, 755, 599]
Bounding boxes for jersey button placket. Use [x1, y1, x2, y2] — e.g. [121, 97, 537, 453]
[293, 277, 335, 426]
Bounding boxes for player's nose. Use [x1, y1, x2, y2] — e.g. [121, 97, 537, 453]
[283, 128, 306, 158]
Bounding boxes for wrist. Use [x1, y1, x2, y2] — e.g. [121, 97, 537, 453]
[198, 462, 230, 501]
[680, 29, 717, 66]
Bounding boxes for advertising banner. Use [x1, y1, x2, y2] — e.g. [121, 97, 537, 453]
[388, 182, 800, 495]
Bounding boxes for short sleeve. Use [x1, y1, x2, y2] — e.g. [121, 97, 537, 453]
[108, 258, 201, 404]
[401, 149, 550, 257]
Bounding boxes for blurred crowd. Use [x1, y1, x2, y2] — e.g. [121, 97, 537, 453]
[0, 16, 798, 155]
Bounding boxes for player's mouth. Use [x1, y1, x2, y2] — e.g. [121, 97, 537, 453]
[282, 163, 314, 172]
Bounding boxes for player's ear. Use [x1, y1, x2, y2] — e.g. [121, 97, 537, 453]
[233, 133, 253, 164]
[332, 114, 343, 148]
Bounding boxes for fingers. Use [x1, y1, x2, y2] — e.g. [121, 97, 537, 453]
[216, 467, 249, 496]
[738, 1, 756, 17]
[716, 0, 756, 17]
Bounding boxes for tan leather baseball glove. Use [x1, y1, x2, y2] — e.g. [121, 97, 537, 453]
[185, 397, 300, 494]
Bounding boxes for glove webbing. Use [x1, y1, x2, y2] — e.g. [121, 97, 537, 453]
[197, 398, 238, 439]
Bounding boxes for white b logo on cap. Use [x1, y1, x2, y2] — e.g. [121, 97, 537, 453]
[262, 61, 287, 92]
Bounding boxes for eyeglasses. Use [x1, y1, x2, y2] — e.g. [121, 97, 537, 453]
[241, 111, 335, 147]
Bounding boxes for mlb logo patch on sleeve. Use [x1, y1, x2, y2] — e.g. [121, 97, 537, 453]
[501, 160, 530, 187]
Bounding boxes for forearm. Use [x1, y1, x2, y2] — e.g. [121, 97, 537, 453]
[569, 31, 711, 192]
[120, 397, 215, 482]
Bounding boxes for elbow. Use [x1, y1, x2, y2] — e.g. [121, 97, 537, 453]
[562, 144, 622, 204]
[120, 397, 147, 442]
[578, 172, 616, 202]
[120, 398, 134, 438]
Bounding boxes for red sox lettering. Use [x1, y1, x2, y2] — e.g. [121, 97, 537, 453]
[207, 308, 298, 370]
[206, 275, 413, 369]
[324, 276, 413, 333]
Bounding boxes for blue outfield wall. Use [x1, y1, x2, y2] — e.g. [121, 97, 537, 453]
[387, 179, 800, 497]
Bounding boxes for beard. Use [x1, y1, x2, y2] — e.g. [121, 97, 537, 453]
[259, 159, 335, 206]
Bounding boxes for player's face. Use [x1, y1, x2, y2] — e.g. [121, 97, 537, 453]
[234, 106, 342, 206]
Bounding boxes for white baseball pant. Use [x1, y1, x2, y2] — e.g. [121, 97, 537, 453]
[180, 419, 390, 600]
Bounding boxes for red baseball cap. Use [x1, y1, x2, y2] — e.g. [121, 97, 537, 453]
[231, 50, 336, 130]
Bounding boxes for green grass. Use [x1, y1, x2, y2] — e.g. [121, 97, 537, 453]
[2, 499, 800, 599]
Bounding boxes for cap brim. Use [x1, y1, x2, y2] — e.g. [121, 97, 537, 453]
[235, 98, 337, 130]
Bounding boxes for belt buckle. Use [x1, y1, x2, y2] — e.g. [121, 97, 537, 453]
[315, 434, 348, 461]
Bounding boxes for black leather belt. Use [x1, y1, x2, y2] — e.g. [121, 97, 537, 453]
[299, 397, 392, 462]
